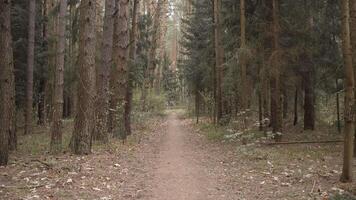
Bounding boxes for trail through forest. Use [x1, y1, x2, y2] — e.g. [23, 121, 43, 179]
[151, 113, 224, 200]
[0, 110, 348, 199]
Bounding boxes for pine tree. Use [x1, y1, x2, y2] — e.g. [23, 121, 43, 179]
[70, 0, 96, 154]
[50, 0, 66, 153]
[340, 0, 355, 183]
[0, 0, 16, 166]
[95, 0, 115, 143]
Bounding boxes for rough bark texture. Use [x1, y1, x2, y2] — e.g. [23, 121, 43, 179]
[0, 0, 15, 166]
[349, 0, 356, 155]
[95, 0, 115, 143]
[214, 0, 223, 122]
[25, 0, 36, 135]
[125, 0, 140, 136]
[71, 0, 96, 155]
[340, 0, 355, 183]
[111, 0, 130, 139]
[50, 0, 66, 154]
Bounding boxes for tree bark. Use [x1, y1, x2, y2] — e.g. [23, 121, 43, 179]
[95, 0, 115, 143]
[125, 0, 140, 136]
[340, 0, 355, 183]
[50, 0, 66, 154]
[349, 0, 356, 155]
[70, 0, 96, 155]
[0, 0, 16, 165]
[111, 0, 130, 139]
[25, 0, 36, 135]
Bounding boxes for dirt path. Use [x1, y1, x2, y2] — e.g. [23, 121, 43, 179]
[150, 113, 219, 200]
[1, 111, 345, 199]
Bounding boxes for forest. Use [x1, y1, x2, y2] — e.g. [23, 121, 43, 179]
[1, 0, 356, 199]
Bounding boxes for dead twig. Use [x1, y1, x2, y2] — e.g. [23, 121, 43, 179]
[263, 140, 343, 145]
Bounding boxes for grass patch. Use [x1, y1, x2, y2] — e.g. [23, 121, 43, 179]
[197, 123, 225, 141]
[17, 119, 73, 155]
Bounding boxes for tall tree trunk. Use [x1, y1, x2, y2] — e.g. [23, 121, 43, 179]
[0, 0, 16, 165]
[340, 0, 355, 183]
[111, 0, 130, 139]
[240, 0, 247, 111]
[70, 0, 96, 155]
[95, 0, 115, 143]
[25, 0, 36, 135]
[270, 0, 282, 140]
[50, 0, 66, 154]
[349, 0, 356, 155]
[214, 0, 223, 123]
[108, 0, 119, 134]
[125, 0, 140, 136]
[45, 0, 58, 124]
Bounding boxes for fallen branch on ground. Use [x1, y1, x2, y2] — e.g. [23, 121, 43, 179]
[264, 140, 343, 145]
[31, 159, 52, 169]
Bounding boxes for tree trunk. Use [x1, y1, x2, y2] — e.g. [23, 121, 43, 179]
[336, 78, 341, 133]
[282, 85, 288, 119]
[111, 0, 130, 139]
[214, 0, 223, 123]
[50, 0, 66, 154]
[70, 0, 96, 155]
[196, 89, 200, 124]
[95, 0, 115, 143]
[37, 79, 46, 125]
[340, 0, 355, 183]
[125, 0, 140, 136]
[108, 0, 119, 133]
[0, 0, 16, 165]
[270, 0, 282, 140]
[349, 0, 356, 156]
[303, 70, 315, 130]
[25, 0, 36, 135]
[293, 86, 298, 126]
[240, 0, 247, 111]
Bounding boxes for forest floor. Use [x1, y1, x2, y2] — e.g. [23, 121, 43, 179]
[0, 109, 355, 200]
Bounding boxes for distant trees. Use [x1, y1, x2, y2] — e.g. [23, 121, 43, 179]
[0, 0, 16, 166]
